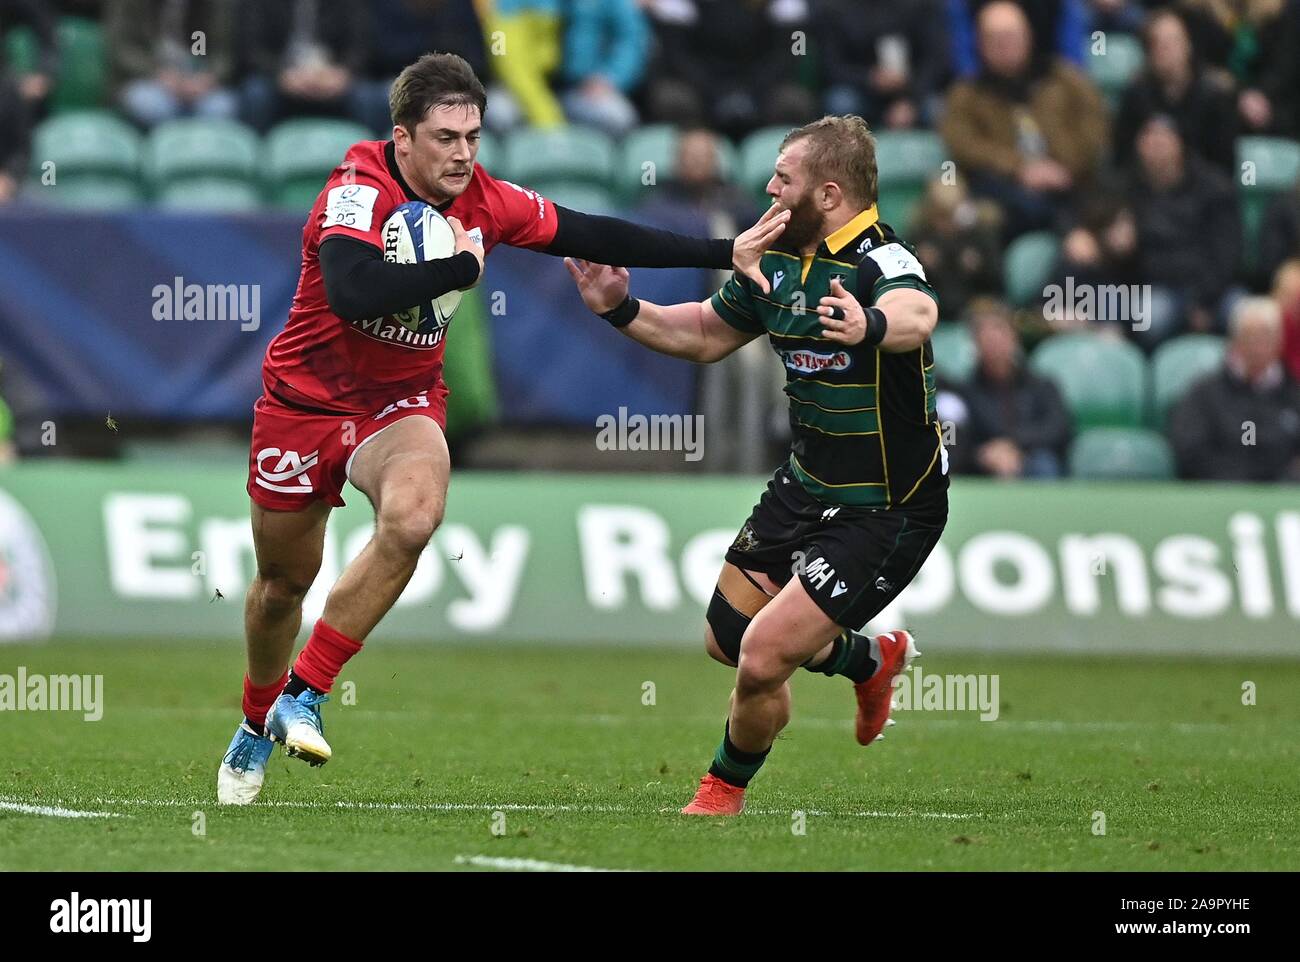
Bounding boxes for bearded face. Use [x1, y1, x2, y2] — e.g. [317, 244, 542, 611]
[777, 186, 824, 251]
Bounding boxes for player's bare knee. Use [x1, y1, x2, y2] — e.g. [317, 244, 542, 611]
[377, 495, 443, 558]
[256, 570, 314, 615]
[735, 645, 787, 696]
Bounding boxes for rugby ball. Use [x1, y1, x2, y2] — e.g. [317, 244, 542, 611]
[380, 200, 463, 334]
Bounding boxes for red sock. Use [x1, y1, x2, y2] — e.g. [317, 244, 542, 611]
[242, 670, 288, 728]
[291, 620, 363, 694]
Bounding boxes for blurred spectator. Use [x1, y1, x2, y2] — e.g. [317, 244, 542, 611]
[1273, 258, 1300, 379]
[643, 0, 816, 140]
[354, 0, 486, 135]
[107, 0, 238, 127]
[637, 128, 759, 233]
[1169, 295, 1300, 480]
[949, 298, 1073, 477]
[0, 74, 29, 203]
[1177, 0, 1299, 137]
[237, 0, 371, 131]
[0, 0, 59, 117]
[911, 175, 1004, 318]
[1259, 178, 1300, 287]
[947, 0, 1090, 77]
[561, 0, 648, 137]
[1127, 115, 1239, 344]
[1047, 184, 1141, 335]
[813, 0, 950, 130]
[940, 1, 1109, 238]
[1114, 7, 1238, 176]
[479, 0, 564, 130]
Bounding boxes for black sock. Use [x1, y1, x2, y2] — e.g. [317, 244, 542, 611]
[804, 631, 877, 683]
[243, 716, 266, 736]
[281, 671, 320, 699]
[707, 722, 771, 788]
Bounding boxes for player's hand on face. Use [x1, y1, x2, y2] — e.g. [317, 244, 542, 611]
[817, 277, 868, 345]
[564, 258, 630, 315]
[734, 203, 790, 294]
[447, 215, 484, 284]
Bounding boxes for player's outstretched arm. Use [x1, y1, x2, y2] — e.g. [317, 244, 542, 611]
[564, 258, 756, 363]
[545, 206, 788, 292]
[318, 216, 484, 322]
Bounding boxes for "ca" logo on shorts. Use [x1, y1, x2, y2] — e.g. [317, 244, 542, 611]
[254, 447, 319, 493]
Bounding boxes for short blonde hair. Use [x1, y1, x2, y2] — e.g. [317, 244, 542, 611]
[780, 115, 879, 208]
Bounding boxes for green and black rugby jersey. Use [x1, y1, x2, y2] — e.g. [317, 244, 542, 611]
[710, 205, 948, 509]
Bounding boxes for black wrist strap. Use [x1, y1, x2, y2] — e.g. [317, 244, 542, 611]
[601, 295, 640, 328]
[864, 306, 888, 347]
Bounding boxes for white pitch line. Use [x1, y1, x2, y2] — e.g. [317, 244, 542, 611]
[0, 800, 120, 819]
[8, 796, 981, 820]
[455, 854, 628, 873]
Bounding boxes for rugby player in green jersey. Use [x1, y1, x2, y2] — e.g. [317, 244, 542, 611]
[566, 115, 948, 815]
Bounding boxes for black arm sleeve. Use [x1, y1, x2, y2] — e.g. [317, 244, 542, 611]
[544, 205, 734, 269]
[318, 236, 481, 322]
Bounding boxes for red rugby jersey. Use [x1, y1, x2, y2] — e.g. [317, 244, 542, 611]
[262, 139, 559, 414]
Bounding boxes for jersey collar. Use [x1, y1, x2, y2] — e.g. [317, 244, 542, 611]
[822, 205, 880, 256]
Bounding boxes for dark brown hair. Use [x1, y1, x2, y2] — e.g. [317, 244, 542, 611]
[389, 52, 487, 132]
[780, 115, 879, 207]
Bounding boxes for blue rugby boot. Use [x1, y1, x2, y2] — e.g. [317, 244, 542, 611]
[217, 721, 275, 805]
[265, 690, 332, 766]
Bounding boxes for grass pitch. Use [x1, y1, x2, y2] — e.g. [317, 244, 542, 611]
[1, 642, 1296, 871]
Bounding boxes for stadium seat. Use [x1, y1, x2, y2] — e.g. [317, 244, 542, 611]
[29, 175, 143, 209]
[615, 124, 739, 202]
[145, 119, 261, 189]
[1029, 332, 1148, 428]
[873, 130, 947, 230]
[1150, 333, 1225, 425]
[529, 181, 617, 215]
[264, 118, 373, 209]
[1084, 32, 1145, 106]
[1003, 231, 1059, 307]
[475, 130, 502, 178]
[928, 322, 977, 384]
[1237, 136, 1300, 271]
[738, 125, 792, 201]
[503, 125, 616, 191]
[1069, 427, 1175, 480]
[5, 17, 106, 111]
[156, 177, 262, 211]
[28, 111, 143, 205]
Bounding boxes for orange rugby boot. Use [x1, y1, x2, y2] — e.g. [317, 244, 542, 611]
[680, 773, 747, 815]
[853, 629, 919, 746]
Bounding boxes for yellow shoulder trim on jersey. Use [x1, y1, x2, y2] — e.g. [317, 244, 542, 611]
[824, 205, 880, 255]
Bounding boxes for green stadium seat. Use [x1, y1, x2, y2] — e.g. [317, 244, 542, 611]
[264, 118, 373, 209]
[873, 130, 947, 229]
[530, 181, 617, 215]
[28, 111, 143, 204]
[156, 177, 262, 211]
[1150, 333, 1225, 424]
[474, 130, 502, 178]
[614, 124, 739, 202]
[738, 125, 792, 201]
[1237, 136, 1300, 271]
[1030, 332, 1148, 428]
[29, 176, 143, 209]
[145, 119, 260, 189]
[1069, 427, 1174, 480]
[503, 125, 616, 190]
[1085, 32, 1144, 106]
[1003, 230, 1059, 307]
[928, 322, 977, 384]
[5, 17, 107, 111]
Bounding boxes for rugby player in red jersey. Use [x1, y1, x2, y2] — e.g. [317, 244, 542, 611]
[218, 52, 789, 804]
